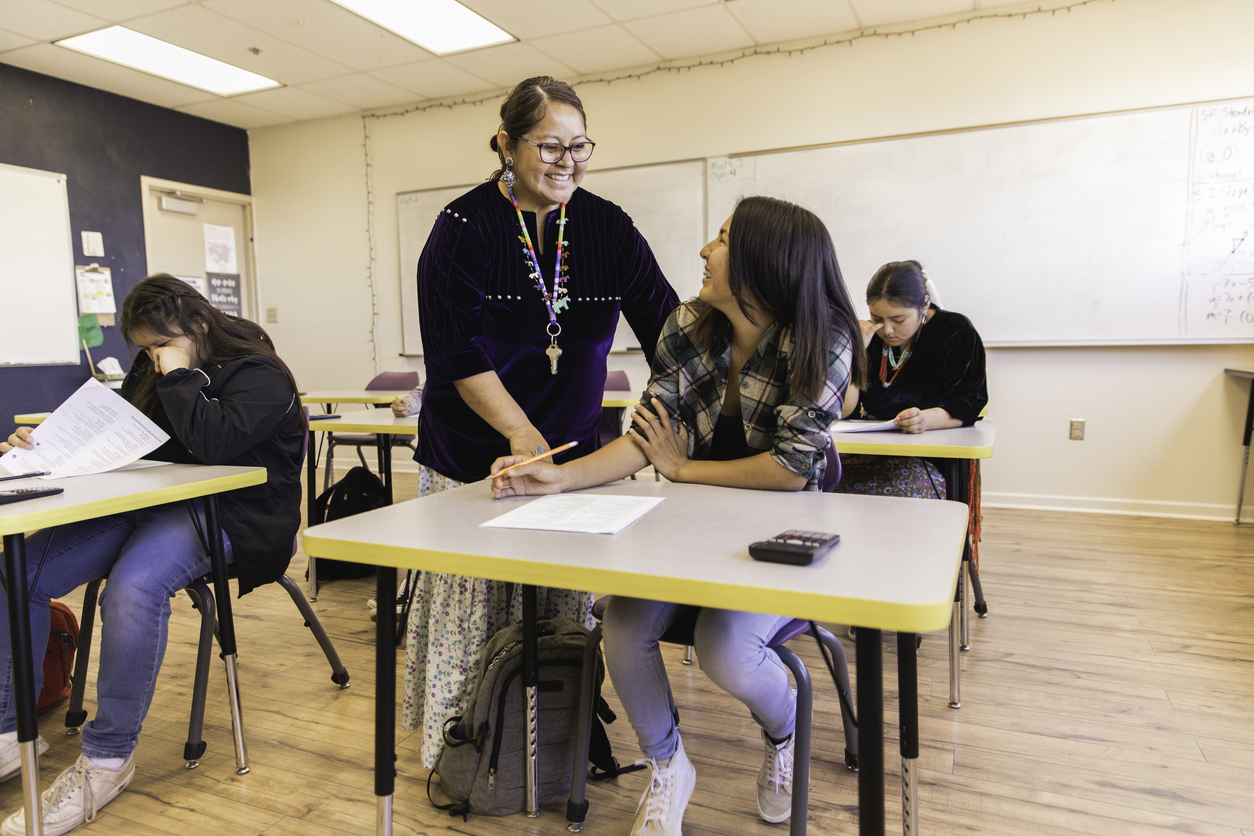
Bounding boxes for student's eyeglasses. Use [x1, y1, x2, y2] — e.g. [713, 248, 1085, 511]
[512, 136, 596, 164]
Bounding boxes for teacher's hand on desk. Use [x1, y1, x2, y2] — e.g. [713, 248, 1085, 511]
[489, 457, 564, 498]
[1, 426, 35, 453]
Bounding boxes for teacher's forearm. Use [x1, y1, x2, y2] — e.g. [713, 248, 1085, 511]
[453, 371, 538, 442]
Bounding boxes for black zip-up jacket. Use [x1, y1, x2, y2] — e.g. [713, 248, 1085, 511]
[121, 352, 304, 596]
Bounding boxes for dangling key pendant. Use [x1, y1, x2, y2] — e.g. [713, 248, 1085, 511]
[546, 339, 562, 375]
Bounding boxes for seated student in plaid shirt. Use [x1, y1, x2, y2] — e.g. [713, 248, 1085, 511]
[490, 195, 867, 836]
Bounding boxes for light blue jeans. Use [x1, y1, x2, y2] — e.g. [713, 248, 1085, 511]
[0, 501, 232, 759]
[602, 598, 796, 760]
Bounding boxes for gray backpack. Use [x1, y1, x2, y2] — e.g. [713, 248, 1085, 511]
[427, 617, 634, 819]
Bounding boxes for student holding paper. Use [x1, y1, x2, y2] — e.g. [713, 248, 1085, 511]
[0, 274, 303, 836]
[836, 260, 988, 497]
[491, 196, 866, 833]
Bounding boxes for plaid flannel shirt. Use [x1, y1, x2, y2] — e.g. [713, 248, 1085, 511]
[642, 302, 852, 491]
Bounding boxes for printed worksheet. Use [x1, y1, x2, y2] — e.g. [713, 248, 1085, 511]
[481, 494, 665, 535]
[830, 419, 899, 433]
[0, 378, 169, 478]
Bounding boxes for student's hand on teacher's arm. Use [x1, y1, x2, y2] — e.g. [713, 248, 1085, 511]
[0, 427, 35, 454]
[627, 398, 691, 482]
[151, 345, 192, 375]
[489, 456, 564, 498]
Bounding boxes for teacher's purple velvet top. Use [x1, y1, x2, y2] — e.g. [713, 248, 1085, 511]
[415, 181, 680, 483]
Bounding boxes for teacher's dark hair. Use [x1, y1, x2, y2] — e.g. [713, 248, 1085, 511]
[488, 76, 587, 180]
[119, 273, 301, 418]
[866, 260, 932, 312]
[691, 196, 868, 399]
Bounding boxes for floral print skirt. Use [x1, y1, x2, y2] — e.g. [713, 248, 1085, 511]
[830, 454, 946, 499]
[401, 465, 595, 769]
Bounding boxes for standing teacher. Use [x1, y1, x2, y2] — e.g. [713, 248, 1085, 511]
[403, 76, 680, 768]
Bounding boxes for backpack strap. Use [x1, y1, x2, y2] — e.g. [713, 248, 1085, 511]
[426, 769, 470, 821]
[588, 696, 644, 780]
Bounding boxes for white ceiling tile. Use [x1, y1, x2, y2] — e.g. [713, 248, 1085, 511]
[50, 0, 194, 20]
[530, 24, 661, 76]
[0, 28, 39, 52]
[848, 0, 973, 28]
[0, 42, 218, 108]
[590, 0, 716, 23]
[443, 42, 575, 89]
[623, 5, 755, 60]
[232, 85, 360, 120]
[726, 0, 860, 45]
[369, 60, 496, 100]
[298, 74, 421, 111]
[1, 0, 105, 40]
[126, 4, 352, 84]
[201, 0, 434, 72]
[458, 0, 611, 40]
[176, 97, 296, 129]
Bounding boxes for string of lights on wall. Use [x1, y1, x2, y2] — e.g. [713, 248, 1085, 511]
[358, 0, 1112, 363]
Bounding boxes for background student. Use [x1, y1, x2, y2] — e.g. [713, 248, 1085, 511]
[491, 195, 866, 834]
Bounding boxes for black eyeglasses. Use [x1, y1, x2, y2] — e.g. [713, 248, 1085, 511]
[513, 135, 596, 164]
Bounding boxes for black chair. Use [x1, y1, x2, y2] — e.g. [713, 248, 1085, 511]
[322, 370, 419, 491]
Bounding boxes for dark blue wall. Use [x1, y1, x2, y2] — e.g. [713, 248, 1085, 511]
[0, 62, 250, 439]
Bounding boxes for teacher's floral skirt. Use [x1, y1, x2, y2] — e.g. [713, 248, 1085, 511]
[830, 454, 946, 499]
[401, 465, 595, 769]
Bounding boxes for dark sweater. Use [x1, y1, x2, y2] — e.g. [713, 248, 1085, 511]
[857, 309, 988, 425]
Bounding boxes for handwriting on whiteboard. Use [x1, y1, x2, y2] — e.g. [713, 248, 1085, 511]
[1185, 104, 1254, 335]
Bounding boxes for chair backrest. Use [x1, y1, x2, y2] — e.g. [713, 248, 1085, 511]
[367, 371, 420, 391]
[604, 370, 630, 390]
[822, 438, 842, 493]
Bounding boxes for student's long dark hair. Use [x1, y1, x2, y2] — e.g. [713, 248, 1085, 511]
[488, 76, 587, 180]
[690, 196, 867, 400]
[119, 274, 301, 417]
[866, 260, 933, 311]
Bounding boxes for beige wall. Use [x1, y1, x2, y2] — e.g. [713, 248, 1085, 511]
[250, 0, 1254, 519]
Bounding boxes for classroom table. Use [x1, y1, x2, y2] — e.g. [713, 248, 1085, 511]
[832, 420, 996, 709]
[302, 480, 968, 836]
[12, 413, 51, 425]
[299, 391, 412, 410]
[1224, 368, 1254, 524]
[0, 463, 265, 836]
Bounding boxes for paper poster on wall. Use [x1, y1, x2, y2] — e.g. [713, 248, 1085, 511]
[176, 275, 208, 297]
[74, 265, 115, 314]
[78, 314, 103, 348]
[206, 272, 241, 315]
[203, 223, 237, 273]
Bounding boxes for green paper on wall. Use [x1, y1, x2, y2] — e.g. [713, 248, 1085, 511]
[78, 314, 103, 349]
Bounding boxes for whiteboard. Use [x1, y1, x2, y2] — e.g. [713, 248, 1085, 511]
[397, 159, 705, 355]
[708, 99, 1254, 345]
[0, 163, 80, 365]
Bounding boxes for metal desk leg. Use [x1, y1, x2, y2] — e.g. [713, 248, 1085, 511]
[949, 581, 962, 709]
[3, 533, 44, 836]
[204, 498, 249, 775]
[306, 425, 319, 601]
[522, 586, 540, 817]
[960, 557, 971, 652]
[566, 623, 601, 832]
[1237, 382, 1254, 524]
[898, 633, 919, 836]
[856, 628, 884, 836]
[375, 565, 397, 836]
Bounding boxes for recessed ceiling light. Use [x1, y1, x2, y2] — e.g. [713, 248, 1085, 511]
[329, 0, 514, 56]
[55, 26, 281, 97]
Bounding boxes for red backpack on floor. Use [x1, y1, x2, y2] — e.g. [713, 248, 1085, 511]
[39, 601, 79, 714]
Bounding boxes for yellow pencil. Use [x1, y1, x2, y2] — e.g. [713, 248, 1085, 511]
[492, 441, 578, 478]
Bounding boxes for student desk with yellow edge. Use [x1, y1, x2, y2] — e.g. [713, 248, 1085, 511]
[303, 479, 968, 836]
[0, 464, 265, 836]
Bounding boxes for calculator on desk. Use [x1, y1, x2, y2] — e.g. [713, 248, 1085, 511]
[0, 487, 64, 505]
[749, 530, 840, 566]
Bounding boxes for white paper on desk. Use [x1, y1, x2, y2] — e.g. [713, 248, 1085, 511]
[0, 378, 169, 478]
[830, 419, 899, 433]
[482, 494, 664, 535]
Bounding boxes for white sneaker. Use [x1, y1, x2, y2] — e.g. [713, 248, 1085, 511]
[631, 735, 696, 836]
[1, 753, 135, 836]
[756, 731, 795, 823]
[0, 736, 49, 783]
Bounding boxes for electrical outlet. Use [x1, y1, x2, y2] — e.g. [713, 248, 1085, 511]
[265, 307, 278, 323]
[1069, 419, 1085, 440]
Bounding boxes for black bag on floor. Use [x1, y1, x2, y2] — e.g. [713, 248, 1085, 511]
[309, 466, 388, 580]
[428, 617, 637, 819]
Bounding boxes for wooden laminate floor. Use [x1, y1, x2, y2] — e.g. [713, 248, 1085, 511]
[3, 470, 1252, 835]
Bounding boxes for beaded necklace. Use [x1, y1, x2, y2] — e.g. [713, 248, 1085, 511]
[878, 315, 925, 388]
[506, 183, 570, 373]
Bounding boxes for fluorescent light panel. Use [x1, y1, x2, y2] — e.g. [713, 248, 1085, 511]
[55, 26, 281, 97]
[329, 0, 514, 56]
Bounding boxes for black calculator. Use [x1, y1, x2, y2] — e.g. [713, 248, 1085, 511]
[749, 530, 840, 566]
[0, 487, 64, 505]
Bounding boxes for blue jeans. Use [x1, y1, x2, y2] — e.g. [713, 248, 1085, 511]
[0, 501, 232, 759]
[602, 598, 796, 760]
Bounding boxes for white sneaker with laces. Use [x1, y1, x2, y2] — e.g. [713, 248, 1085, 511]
[756, 731, 795, 823]
[0, 736, 49, 783]
[631, 735, 696, 836]
[1, 752, 135, 836]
